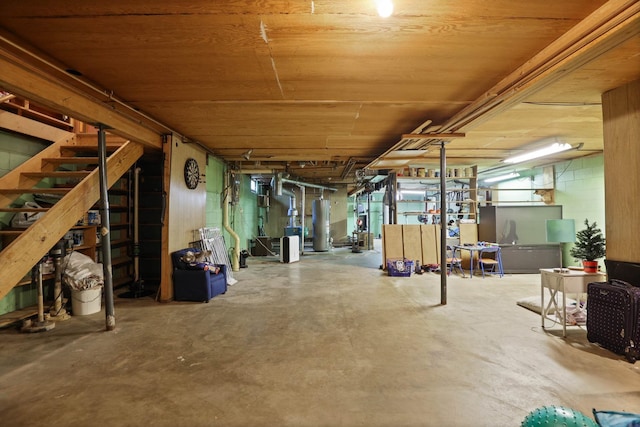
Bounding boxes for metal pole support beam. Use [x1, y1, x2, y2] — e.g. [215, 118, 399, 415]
[98, 125, 116, 330]
[439, 142, 447, 305]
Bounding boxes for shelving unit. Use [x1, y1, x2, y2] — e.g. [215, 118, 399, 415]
[393, 165, 478, 225]
[478, 187, 554, 205]
[69, 224, 98, 260]
[476, 166, 555, 206]
[135, 154, 164, 291]
[96, 171, 134, 288]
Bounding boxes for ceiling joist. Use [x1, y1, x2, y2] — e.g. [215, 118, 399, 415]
[366, 0, 639, 172]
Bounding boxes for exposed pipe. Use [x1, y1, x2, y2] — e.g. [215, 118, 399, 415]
[298, 185, 306, 255]
[47, 239, 69, 321]
[98, 124, 116, 330]
[367, 192, 372, 250]
[223, 171, 241, 272]
[279, 173, 338, 192]
[276, 185, 298, 228]
[21, 258, 55, 333]
[132, 167, 142, 287]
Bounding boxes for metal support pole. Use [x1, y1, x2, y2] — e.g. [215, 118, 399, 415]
[21, 258, 55, 332]
[439, 142, 447, 305]
[98, 124, 116, 331]
[389, 172, 397, 225]
[299, 185, 305, 255]
[367, 192, 372, 250]
[48, 240, 70, 320]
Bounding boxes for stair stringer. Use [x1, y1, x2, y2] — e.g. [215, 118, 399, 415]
[0, 140, 144, 300]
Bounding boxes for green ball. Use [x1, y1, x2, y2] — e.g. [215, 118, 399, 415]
[521, 406, 597, 427]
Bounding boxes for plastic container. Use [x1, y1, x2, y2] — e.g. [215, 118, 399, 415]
[71, 287, 102, 315]
[387, 259, 414, 277]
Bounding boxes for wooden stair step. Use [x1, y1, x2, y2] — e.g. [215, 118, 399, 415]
[75, 133, 129, 144]
[61, 144, 122, 153]
[21, 171, 91, 179]
[41, 157, 99, 165]
[0, 305, 38, 329]
[0, 207, 50, 212]
[0, 188, 71, 195]
[0, 230, 27, 235]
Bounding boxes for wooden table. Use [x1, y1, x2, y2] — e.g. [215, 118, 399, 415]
[540, 268, 606, 337]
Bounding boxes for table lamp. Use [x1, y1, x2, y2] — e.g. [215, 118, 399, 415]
[546, 219, 575, 273]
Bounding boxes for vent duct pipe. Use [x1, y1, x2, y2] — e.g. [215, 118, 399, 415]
[277, 173, 338, 193]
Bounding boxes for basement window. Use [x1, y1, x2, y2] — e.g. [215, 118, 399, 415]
[250, 179, 258, 194]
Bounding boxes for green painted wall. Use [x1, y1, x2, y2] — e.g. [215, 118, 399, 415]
[205, 156, 259, 256]
[0, 132, 50, 315]
[205, 156, 224, 228]
[553, 154, 606, 267]
[229, 174, 259, 252]
[488, 155, 605, 268]
[348, 192, 385, 239]
[0, 131, 48, 227]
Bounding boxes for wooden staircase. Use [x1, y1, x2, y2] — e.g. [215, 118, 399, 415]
[0, 133, 144, 300]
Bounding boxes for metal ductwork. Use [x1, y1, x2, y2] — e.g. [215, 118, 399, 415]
[287, 192, 298, 218]
[276, 173, 338, 193]
[270, 173, 336, 254]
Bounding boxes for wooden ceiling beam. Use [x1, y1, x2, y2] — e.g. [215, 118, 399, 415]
[440, 0, 640, 133]
[365, 0, 639, 171]
[0, 39, 163, 150]
[401, 133, 465, 140]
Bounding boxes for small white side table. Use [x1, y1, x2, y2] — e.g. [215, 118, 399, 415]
[540, 268, 606, 337]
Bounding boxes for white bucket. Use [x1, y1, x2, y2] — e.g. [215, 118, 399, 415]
[71, 288, 102, 315]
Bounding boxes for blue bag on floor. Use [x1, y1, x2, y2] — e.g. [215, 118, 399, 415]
[593, 409, 640, 427]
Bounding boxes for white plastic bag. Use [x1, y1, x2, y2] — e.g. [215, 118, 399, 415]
[63, 251, 104, 291]
[10, 201, 44, 228]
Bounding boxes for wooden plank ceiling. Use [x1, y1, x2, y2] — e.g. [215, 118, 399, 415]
[0, 0, 638, 189]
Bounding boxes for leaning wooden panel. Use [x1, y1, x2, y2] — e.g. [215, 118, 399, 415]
[382, 224, 404, 268]
[402, 225, 423, 265]
[420, 224, 439, 265]
[435, 225, 442, 261]
[459, 223, 479, 269]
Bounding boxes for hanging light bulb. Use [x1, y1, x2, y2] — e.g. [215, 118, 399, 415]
[376, 0, 394, 18]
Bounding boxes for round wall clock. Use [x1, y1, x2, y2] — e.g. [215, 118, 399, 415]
[184, 158, 200, 189]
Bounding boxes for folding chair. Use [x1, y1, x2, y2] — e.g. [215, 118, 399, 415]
[477, 246, 504, 278]
[446, 245, 466, 277]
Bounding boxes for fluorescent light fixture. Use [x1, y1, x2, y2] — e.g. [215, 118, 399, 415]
[400, 190, 425, 195]
[484, 172, 520, 183]
[503, 142, 572, 164]
[376, 0, 394, 17]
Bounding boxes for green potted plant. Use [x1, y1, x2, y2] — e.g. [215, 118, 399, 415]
[569, 219, 606, 273]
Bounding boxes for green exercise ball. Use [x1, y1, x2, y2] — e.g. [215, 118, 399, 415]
[521, 406, 597, 427]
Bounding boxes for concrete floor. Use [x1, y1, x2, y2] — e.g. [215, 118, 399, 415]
[1, 244, 639, 427]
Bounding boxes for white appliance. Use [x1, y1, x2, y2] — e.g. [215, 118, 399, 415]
[280, 235, 300, 263]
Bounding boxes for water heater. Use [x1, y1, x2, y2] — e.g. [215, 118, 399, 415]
[312, 199, 331, 252]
